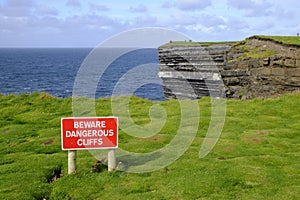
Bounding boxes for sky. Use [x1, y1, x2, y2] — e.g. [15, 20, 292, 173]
[0, 0, 300, 47]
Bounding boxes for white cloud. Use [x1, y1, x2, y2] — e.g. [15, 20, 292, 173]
[161, 1, 173, 8]
[129, 4, 148, 13]
[4, 0, 33, 7]
[132, 15, 157, 27]
[1, 0, 300, 47]
[169, 13, 198, 26]
[89, 3, 110, 12]
[35, 5, 59, 16]
[0, 9, 129, 47]
[0, 0, 33, 17]
[167, 12, 225, 30]
[226, 18, 249, 30]
[226, 0, 272, 17]
[62, 14, 122, 32]
[175, 0, 212, 10]
[200, 14, 226, 27]
[185, 24, 213, 33]
[66, 0, 81, 8]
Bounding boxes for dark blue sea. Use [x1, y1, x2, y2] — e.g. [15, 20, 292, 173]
[0, 48, 165, 101]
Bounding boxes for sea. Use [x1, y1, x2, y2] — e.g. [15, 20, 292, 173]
[0, 48, 165, 101]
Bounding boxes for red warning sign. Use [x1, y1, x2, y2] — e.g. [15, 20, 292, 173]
[61, 117, 118, 150]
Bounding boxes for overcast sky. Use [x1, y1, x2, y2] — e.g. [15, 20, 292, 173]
[1, 0, 300, 47]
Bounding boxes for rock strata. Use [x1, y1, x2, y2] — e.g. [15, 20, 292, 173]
[158, 45, 230, 99]
[158, 37, 300, 99]
[224, 36, 300, 99]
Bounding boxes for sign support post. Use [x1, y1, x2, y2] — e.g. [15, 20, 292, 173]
[68, 150, 76, 174]
[108, 149, 116, 172]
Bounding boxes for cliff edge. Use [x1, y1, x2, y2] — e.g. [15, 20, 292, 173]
[158, 36, 300, 99]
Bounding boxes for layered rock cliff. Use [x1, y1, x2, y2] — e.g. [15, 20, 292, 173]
[158, 44, 230, 99]
[158, 36, 300, 99]
[225, 36, 300, 99]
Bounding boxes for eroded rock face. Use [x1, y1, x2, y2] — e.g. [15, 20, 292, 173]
[224, 37, 300, 99]
[158, 45, 230, 99]
[158, 37, 300, 100]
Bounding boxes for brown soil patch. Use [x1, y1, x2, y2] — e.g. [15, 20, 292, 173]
[144, 135, 162, 142]
[43, 138, 55, 145]
[225, 147, 234, 151]
[243, 136, 262, 144]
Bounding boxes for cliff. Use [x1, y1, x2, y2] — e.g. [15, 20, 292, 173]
[158, 36, 300, 99]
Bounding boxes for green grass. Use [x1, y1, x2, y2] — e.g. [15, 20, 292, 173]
[250, 35, 300, 45]
[230, 47, 276, 62]
[160, 41, 236, 47]
[1, 92, 300, 199]
[160, 35, 300, 48]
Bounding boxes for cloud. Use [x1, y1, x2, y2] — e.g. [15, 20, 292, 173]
[66, 0, 81, 8]
[0, 15, 27, 32]
[89, 3, 110, 12]
[0, 0, 33, 17]
[161, 0, 212, 11]
[161, 11, 251, 42]
[0, 7, 130, 47]
[200, 14, 226, 27]
[3, 0, 33, 7]
[226, 0, 273, 17]
[168, 12, 226, 29]
[133, 15, 157, 27]
[226, 18, 249, 30]
[1, 0, 299, 47]
[161, 1, 173, 8]
[35, 5, 59, 16]
[65, 14, 117, 28]
[129, 4, 148, 13]
[169, 13, 198, 26]
[175, 0, 212, 10]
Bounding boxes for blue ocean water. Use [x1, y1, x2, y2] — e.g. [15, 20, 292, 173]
[0, 48, 165, 101]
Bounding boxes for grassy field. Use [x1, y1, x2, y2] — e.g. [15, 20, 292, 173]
[0, 92, 300, 199]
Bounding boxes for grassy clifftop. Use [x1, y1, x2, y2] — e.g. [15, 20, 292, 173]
[160, 40, 235, 47]
[1, 92, 300, 199]
[160, 35, 300, 48]
[249, 35, 300, 46]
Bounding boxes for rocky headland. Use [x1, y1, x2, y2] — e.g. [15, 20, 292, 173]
[158, 36, 300, 99]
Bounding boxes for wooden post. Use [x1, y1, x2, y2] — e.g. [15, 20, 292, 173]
[108, 149, 116, 172]
[68, 150, 76, 174]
